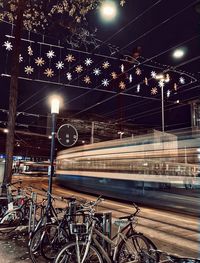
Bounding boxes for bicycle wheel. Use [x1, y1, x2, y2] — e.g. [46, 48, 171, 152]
[116, 233, 154, 263]
[40, 223, 69, 260]
[54, 241, 103, 263]
[0, 209, 23, 234]
[29, 224, 46, 263]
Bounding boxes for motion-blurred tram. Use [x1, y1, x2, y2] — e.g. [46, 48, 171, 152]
[56, 131, 200, 210]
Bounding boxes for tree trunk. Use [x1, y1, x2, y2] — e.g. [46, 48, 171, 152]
[3, 0, 25, 185]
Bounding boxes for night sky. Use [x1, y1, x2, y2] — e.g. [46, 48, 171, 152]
[0, 0, 200, 133]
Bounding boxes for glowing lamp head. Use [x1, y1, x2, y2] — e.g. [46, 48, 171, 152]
[100, 1, 117, 21]
[49, 95, 61, 114]
[173, 48, 185, 59]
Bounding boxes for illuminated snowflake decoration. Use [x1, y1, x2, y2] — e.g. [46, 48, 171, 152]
[151, 71, 157, 79]
[135, 67, 142, 76]
[65, 54, 75, 63]
[179, 77, 185, 84]
[129, 74, 133, 83]
[85, 58, 93, 66]
[151, 87, 158, 95]
[35, 57, 45, 66]
[75, 65, 83, 73]
[120, 0, 126, 6]
[66, 72, 72, 81]
[93, 68, 101, 76]
[24, 66, 34, 75]
[158, 80, 165, 88]
[111, 72, 117, 79]
[28, 46, 33, 56]
[102, 79, 109, 87]
[167, 90, 171, 98]
[119, 81, 126, 90]
[44, 68, 54, 77]
[56, 61, 64, 69]
[137, 84, 140, 92]
[120, 64, 124, 73]
[102, 61, 110, 69]
[83, 75, 91, 84]
[46, 50, 55, 59]
[19, 54, 23, 63]
[3, 41, 13, 51]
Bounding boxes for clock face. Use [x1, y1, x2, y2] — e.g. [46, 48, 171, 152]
[57, 124, 78, 147]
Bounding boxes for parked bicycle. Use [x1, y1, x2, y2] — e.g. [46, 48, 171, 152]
[54, 202, 157, 263]
[29, 195, 88, 262]
[0, 181, 33, 234]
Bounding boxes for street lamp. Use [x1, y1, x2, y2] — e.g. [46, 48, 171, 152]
[118, 131, 124, 140]
[155, 74, 170, 133]
[48, 95, 60, 205]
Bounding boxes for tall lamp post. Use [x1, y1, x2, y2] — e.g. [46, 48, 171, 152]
[48, 96, 60, 205]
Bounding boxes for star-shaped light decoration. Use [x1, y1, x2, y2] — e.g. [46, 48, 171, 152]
[65, 54, 75, 63]
[85, 58, 93, 66]
[151, 71, 157, 79]
[135, 67, 142, 76]
[120, 0, 126, 6]
[174, 83, 177, 91]
[137, 84, 140, 92]
[46, 50, 55, 59]
[75, 65, 83, 73]
[3, 41, 13, 51]
[167, 90, 171, 98]
[35, 57, 45, 66]
[158, 80, 165, 88]
[179, 77, 185, 84]
[44, 68, 54, 77]
[83, 75, 91, 84]
[111, 72, 117, 79]
[102, 79, 109, 87]
[28, 46, 33, 56]
[56, 61, 64, 69]
[120, 64, 124, 73]
[151, 87, 158, 95]
[102, 61, 110, 69]
[119, 81, 126, 90]
[24, 66, 34, 75]
[19, 54, 23, 63]
[93, 68, 101, 76]
[66, 72, 72, 81]
[144, 77, 148, 85]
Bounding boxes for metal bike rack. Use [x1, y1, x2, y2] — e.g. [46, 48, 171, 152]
[95, 211, 112, 253]
[28, 192, 37, 233]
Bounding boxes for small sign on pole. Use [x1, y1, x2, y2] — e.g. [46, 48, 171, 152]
[57, 124, 78, 147]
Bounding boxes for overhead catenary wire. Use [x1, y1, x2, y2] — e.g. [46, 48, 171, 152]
[120, 0, 200, 52]
[1, 2, 198, 129]
[12, 6, 197, 112]
[70, 51, 199, 118]
[16, 1, 165, 109]
[119, 87, 200, 125]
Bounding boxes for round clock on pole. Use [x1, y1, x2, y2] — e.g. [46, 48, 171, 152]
[57, 124, 78, 147]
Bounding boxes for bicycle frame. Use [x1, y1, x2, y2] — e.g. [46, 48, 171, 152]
[76, 219, 138, 263]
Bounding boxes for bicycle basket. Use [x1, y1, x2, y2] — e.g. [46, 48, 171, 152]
[70, 223, 88, 235]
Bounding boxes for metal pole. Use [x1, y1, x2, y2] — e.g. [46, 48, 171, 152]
[161, 86, 165, 133]
[48, 112, 56, 205]
[91, 121, 94, 144]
